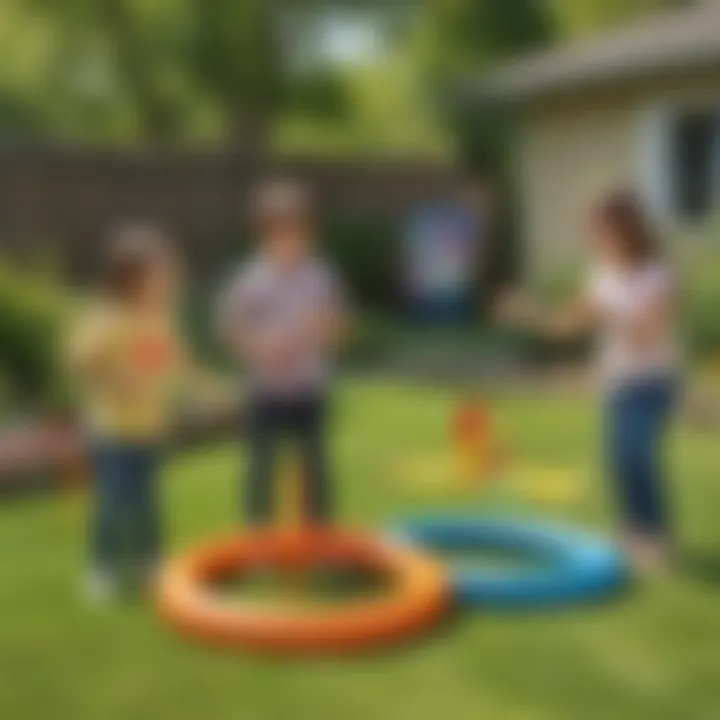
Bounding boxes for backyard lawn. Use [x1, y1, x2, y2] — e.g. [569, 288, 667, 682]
[1, 379, 719, 720]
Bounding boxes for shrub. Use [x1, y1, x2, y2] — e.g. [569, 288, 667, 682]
[0, 262, 71, 411]
[342, 313, 399, 366]
[322, 211, 401, 311]
[677, 236, 720, 359]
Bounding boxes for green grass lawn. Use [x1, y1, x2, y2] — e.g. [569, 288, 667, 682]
[1, 380, 719, 720]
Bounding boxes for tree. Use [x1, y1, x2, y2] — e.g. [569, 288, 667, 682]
[409, 0, 554, 168]
[552, 0, 690, 37]
[5, 0, 194, 143]
[184, 0, 283, 150]
[3, 0, 351, 149]
[416, 0, 553, 80]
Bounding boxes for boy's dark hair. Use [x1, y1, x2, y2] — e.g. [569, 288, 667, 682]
[249, 178, 313, 233]
[101, 223, 170, 300]
[593, 190, 660, 265]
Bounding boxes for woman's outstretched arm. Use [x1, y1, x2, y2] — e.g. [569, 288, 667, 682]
[494, 288, 598, 339]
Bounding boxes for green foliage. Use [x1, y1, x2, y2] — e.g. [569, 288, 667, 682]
[0, 262, 71, 410]
[0, 0, 689, 154]
[418, 0, 554, 81]
[284, 69, 351, 123]
[408, 0, 555, 181]
[677, 238, 720, 358]
[276, 51, 451, 158]
[323, 211, 401, 310]
[1, 0, 350, 148]
[184, 0, 284, 145]
[342, 313, 399, 365]
[553, 0, 682, 37]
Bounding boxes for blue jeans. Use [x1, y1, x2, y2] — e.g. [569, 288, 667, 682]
[605, 377, 677, 538]
[90, 441, 162, 573]
[244, 393, 332, 526]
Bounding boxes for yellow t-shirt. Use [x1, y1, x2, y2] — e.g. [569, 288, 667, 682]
[68, 303, 183, 442]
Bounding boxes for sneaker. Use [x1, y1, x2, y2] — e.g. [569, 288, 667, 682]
[625, 533, 670, 577]
[83, 568, 118, 605]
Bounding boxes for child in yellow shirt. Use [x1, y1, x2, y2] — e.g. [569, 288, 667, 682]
[68, 224, 185, 601]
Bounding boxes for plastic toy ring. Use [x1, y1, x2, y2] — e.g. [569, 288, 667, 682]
[157, 528, 449, 654]
[391, 517, 628, 609]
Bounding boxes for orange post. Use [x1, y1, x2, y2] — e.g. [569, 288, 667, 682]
[451, 400, 492, 485]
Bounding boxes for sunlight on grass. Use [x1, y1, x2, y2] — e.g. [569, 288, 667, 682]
[1, 379, 719, 719]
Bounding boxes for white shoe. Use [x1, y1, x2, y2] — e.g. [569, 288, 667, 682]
[83, 569, 118, 605]
[625, 534, 670, 577]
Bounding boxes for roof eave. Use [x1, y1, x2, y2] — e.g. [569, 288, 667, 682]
[468, 50, 720, 107]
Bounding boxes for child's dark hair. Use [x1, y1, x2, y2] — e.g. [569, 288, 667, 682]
[101, 223, 170, 300]
[593, 190, 660, 265]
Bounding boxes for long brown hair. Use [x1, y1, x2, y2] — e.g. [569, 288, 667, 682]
[593, 191, 660, 265]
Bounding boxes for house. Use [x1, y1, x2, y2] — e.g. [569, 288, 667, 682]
[475, 1, 720, 278]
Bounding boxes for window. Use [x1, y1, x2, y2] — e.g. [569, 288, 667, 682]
[668, 109, 720, 221]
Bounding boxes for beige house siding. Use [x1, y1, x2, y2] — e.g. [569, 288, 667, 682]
[517, 70, 720, 279]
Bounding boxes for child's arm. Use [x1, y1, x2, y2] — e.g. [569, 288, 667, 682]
[308, 303, 349, 351]
[175, 340, 238, 409]
[494, 288, 598, 339]
[309, 266, 352, 351]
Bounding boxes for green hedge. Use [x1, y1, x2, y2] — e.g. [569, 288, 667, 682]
[322, 212, 401, 311]
[0, 262, 71, 410]
[682, 269, 720, 357]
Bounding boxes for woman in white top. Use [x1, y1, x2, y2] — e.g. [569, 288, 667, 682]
[499, 191, 680, 572]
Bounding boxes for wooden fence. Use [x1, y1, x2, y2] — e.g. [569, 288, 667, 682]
[0, 148, 462, 277]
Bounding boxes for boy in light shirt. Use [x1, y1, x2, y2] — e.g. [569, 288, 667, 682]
[217, 180, 349, 526]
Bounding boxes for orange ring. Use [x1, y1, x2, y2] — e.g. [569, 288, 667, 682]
[157, 527, 449, 654]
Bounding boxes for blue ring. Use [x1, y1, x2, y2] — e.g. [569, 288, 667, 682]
[390, 517, 629, 608]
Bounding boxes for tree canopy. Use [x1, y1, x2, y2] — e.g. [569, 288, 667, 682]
[0, 0, 691, 153]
